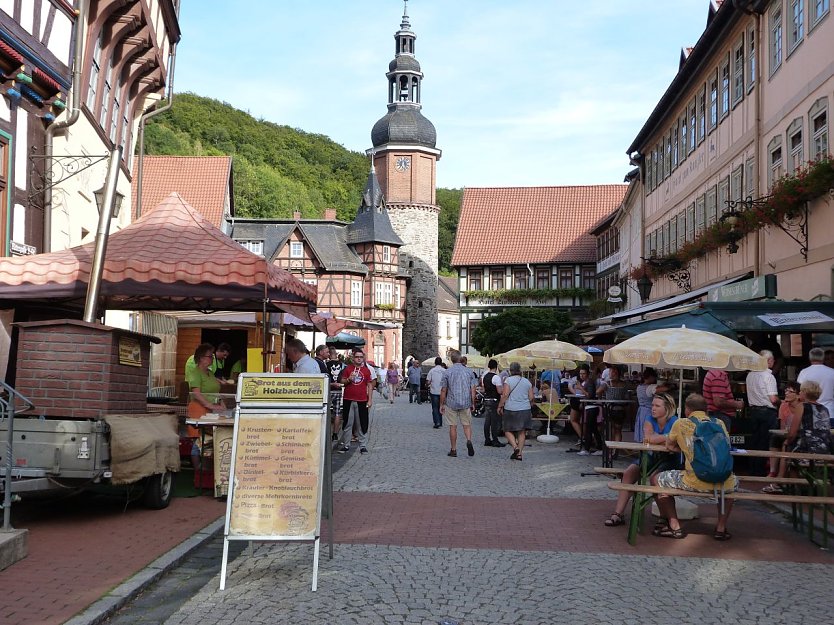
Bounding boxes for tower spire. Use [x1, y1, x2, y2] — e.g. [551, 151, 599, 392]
[401, 0, 411, 30]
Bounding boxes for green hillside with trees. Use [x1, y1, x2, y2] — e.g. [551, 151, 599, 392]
[144, 93, 461, 274]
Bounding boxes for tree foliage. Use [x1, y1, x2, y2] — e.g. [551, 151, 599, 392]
[470, 308, 580, 355]
[144, 93, 462, 266]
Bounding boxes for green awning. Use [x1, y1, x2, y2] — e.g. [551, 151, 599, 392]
[613, 301, 834, 341]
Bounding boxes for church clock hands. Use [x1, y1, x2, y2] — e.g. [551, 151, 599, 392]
[395, 156, 411, 172]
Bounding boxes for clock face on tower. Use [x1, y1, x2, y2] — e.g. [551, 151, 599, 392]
[395, 156, 411, 172]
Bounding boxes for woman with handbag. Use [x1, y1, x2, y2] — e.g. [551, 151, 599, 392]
[498, 362, 535, 461]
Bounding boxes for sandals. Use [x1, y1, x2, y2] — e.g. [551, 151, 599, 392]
[510, 448, 519, 460]
[654, 526, 686, 539]
[604, 512, 625, 527]
[761, 483, 783, 494]
[652, 518, 669, 534]
[713, 529, 732, 541]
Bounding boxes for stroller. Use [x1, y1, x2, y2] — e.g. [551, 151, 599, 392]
[471, 388, 486, 418]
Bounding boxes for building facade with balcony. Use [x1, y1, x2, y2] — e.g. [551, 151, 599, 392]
[627, 0, 833, 304]
[451, 185, 626, 354]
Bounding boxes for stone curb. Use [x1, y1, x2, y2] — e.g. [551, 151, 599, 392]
[62, 515, 226, 625]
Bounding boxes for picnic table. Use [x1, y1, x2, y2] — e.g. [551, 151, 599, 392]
[605, 440, 834, 546]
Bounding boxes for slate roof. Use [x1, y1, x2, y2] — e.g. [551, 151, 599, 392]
[229, 220, 368, 275]
[437, 275, 459, 314]
[451, 185, 627, 267]
[345, 166, 404, 246]
[133, 156, 233, 227]
[371, 104, 437, 148]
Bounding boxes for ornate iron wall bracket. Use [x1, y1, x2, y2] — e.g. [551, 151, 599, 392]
[28, 146, 110, 204]
[770, 201, 808, 262]
[667, 266, 692, 292]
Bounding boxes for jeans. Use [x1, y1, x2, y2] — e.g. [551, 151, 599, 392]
[409, 383, 421, 403]
[482, 399, 501, 442]
[430, 393, 442, 426]
[748, 405, 778, 475]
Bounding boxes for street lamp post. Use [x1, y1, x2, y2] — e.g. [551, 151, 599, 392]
[636, 271, 653, 304]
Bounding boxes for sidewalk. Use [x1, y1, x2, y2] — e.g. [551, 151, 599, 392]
[156, 396, 834, 625]
[0, 488, 225, 625]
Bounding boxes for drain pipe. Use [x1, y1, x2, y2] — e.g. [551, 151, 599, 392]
[43, 0, 88, 253]
[135, 26, 179, 218]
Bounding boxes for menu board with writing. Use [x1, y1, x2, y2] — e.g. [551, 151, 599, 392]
[227, 413, 323, 539]
[238, 374, 326, 406]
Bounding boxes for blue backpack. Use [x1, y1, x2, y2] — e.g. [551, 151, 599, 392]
[689, 416, 733, 483]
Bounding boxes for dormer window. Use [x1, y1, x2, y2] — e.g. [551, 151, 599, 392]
[290, 242, 303, 258]
[382, 245, 391, 263]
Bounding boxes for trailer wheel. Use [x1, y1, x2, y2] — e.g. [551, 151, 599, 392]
[143, 471, 174, 509]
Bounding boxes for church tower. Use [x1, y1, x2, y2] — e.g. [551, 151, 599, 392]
[369, 0, 441, 361]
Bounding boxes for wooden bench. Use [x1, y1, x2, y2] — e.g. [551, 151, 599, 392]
[608, 482, 834, 546]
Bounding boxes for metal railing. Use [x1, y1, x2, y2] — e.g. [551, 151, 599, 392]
[0, 381, 35, 531]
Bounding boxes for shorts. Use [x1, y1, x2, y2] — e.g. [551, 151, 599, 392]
[769, 433, 786, 449]
[655, 470, 738, 492]
[444, 407, 472, 426]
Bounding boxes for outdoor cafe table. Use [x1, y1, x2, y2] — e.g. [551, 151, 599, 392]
[606, 440, 834, 544]
[579, 398, 635, 468]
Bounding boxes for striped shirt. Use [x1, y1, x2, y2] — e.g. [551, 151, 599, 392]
[441, 363, 476, 410]
[702, 369, 735, 417]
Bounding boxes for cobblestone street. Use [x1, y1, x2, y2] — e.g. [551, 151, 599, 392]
[154, 396, 834, 625]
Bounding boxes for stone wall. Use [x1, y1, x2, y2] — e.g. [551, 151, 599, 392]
[388, 204, 439, 362]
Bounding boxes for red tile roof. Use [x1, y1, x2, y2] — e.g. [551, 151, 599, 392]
[132, 156, 232, 227]
[451, 185, 627, 267]
[0, 193, 315, 316]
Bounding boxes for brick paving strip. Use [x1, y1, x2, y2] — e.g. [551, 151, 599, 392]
[0, 494, 225, 625]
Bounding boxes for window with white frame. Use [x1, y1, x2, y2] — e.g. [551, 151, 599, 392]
[676, 212, 686, 249]
[810, 99, 828, 160]
[239, 240, 264, 256]
[717, 177, 730, 222]
[110, 76, 121, 143]
[788, 0, 804, 51]
[86, 34, 102, 110]
[395, 284, 401, 308]
[647, 149, 654, 191]
[663, 134, 671, 179]
[290, 241, 303, 258]
[730, 165, 744, 203]
[672, 125, 679, 169]
[787, 119, 803, 173]
[770, 5, 783, 74]
[351, 280, 362, 307]
[811, 0, 830, 26]
[686, 203, 696, 242]
[374, 282, 384, 305]
[768, 136, 784, 188]
[679, 115, 687, 163]
[720, 60, 730, 119]
[746, 157, 756, 198]
[99, 61, 112, 128]
[382, 245, 391, 263]
[747, 27, 756, 92]
[446, 319, 452, 339]
[732, 41, 744, 105]
[383, 283, 393, 304]
[697, 87, 706, 143]
[689, 99, 697, 153]
[698, 192, 709, 233]
[709, 73, 718, 130]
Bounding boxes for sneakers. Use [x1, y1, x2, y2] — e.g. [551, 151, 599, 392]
[577, 450, 590, 456]
[360, 447, 368, 455]
[591, 450, 603, 456]
[337, 445, 350, 454]
[467, 440, 475, 457]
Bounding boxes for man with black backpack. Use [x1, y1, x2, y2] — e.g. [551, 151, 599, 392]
[650, 393, 738, 541]
[481, 359, 505, 447]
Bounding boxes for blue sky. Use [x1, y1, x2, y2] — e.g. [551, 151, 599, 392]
[175, 0, 711, 189]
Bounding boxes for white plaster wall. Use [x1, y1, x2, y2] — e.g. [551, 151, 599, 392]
[14, 111, 26, 190]
[437, 311, 459, 356]
[19, 2, 32, 34]
[0, 95, 9, 122]
[46, 5, 73, 65]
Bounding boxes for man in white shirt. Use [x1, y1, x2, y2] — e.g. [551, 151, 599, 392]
[798, 347, 834, 424]
[480, 359, 505, 447]
[426, 357, 446, 429]
[286, 338, 321, 374]
[745, 350, 779, 475]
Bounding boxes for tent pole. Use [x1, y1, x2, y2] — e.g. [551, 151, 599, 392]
[262, 299, 268, 373]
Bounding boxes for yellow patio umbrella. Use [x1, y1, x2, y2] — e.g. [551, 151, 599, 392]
[517, 340, 593, 364]
[495, 353, 576, 371]
[461, 354, 490, 369]
[421, 356, 451, 367]
[603, 326, 767, 409]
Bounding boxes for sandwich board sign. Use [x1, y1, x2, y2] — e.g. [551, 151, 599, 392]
[220, 373, 329, 591]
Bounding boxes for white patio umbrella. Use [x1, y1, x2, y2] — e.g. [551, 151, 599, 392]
[603, 326, 767, 410]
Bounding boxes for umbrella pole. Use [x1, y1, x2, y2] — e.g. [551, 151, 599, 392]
[262, 299, 268, 373]
[678, 369, 684, 415]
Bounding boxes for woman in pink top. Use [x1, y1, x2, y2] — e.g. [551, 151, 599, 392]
[386, 363, 401, 403]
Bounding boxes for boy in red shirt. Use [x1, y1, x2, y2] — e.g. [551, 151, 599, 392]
[336, 350, 375, 454]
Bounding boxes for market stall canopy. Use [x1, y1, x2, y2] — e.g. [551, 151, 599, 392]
[0, 193, 317, 320]
[326, 332, 366, 350]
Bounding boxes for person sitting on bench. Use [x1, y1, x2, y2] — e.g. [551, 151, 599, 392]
[650, 393, 738, 540]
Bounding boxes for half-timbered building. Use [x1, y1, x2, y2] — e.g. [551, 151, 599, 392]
[229, 166, 408, 366]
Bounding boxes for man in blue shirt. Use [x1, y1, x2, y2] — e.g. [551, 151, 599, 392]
[540, 368, 562, 398]
[440, 350, 477, 457]
[407, 361, 423, 404]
